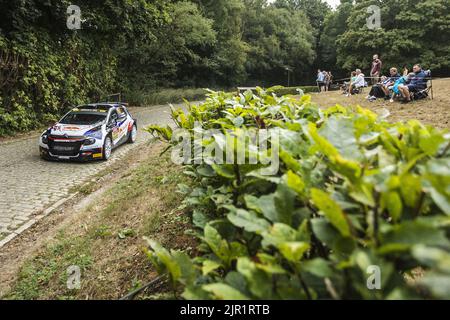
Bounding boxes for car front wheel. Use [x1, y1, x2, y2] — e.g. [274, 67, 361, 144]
[102, 136, 113, 160]
[127, 124, 137, 144]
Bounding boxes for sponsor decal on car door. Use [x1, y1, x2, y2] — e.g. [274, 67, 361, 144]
[112, 117, 129, 145]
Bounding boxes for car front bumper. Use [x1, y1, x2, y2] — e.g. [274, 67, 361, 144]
[39, 146, 104, 161]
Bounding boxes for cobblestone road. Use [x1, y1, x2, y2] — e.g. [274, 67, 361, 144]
[0, 104, 177, 243]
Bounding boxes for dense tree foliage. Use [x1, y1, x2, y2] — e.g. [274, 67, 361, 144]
[1, 0, 449, 135]
[335, 0, 450, 76]
[0, 0, 169, 134]
[318, 0, 353, 76]
[243, 0, 316, 86]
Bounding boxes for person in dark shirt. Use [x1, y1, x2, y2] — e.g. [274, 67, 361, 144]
[367, 67, 400, 101]
[325, 71, 333, 91]
[370, 54, 383, 85]
[398, 64, 428, 103]
[381, 67, 401, 98]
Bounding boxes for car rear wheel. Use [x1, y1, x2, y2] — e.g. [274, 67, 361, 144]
[127, 124, 137, 144]
[102, 136, 113, 160]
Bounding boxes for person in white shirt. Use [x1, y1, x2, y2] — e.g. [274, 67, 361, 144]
[347, 69, 365, 96]
[316, 69, 326, 92]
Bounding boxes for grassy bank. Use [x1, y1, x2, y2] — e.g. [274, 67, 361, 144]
[126, 86, 320, 107]
[3, 142, 195, 300]
[127, 88, 210, 106]
[308, 78, 450, 130]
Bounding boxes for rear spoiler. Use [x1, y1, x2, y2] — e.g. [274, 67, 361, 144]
[103, 93, 128, 106]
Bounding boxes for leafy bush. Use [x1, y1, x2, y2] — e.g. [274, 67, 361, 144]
[145, 88, 450, 300]
[0, 33, 117, 136]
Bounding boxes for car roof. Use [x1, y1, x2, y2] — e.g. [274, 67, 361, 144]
[78, 103, 123, 109]
[74, 103, 128, 112]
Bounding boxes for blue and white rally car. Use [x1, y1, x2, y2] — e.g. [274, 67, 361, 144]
[39, 103, 137, 161]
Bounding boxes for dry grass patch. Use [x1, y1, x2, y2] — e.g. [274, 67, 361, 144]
[4, 142, 196, 300]
[308, 78, 450, 130]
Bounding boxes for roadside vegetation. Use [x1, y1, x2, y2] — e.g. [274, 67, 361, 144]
[145, 89, 450, 300]
[3, 143, 195, 300]
[2, 0, 448, 136]
[3, 87, 449, 300]
[128, 87, 320, 106]
[1, 0, 449, 302]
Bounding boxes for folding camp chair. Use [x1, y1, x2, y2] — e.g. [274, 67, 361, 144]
[412, 70, 433, 101]
[353, 86, 365, 95]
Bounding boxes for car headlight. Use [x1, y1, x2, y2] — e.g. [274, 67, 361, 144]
[85, 125, 103, 140]
[84, 137, 96, 146]
[42, 134, 48, 144]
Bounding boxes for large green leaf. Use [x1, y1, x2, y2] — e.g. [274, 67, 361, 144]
[145, 239, 182, 283]
[379, 221, 450, 254]
[311, 189, 352, 237]
[381, 191, 403, 222]
[412, 245, 450, 273]
[262, 223, 300, 248]
[227, 207, 270, 234]
[284, 170, 306, 196]
[203, 283, 250, 300]
[422, 159, 450, 215]
[302, 258, 334, 278]
[318, 116, 363, 161]
[236, 257, 273, 299]
[278, 242, 310, 263]
[202, 260, 222, 276]
[203, 225, 231, 265]
[416, 273, 450, 299]
[243, 185, 295, 224]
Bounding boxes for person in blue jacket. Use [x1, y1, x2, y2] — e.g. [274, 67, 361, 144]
[390, 73, 414, 103]
[398, 64, 428, 103]
[316, 69, 326, 92]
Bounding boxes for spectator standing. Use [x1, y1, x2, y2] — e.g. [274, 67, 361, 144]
[323, 71, 330, 92]
[370, 54, 382, 85]
[316, 69, 326, 92]
[325, 71, 333, 91]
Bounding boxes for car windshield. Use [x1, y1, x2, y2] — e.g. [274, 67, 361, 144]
[60, 112, 107, 125]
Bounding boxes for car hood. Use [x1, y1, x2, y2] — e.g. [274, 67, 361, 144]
[49, 123, 102, 137]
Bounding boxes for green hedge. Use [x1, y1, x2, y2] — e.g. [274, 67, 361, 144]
[145, 88, 450, 300]
[0, 33, 117, 137]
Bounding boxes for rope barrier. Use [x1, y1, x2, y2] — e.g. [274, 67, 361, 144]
[319, 76, 434, 84]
